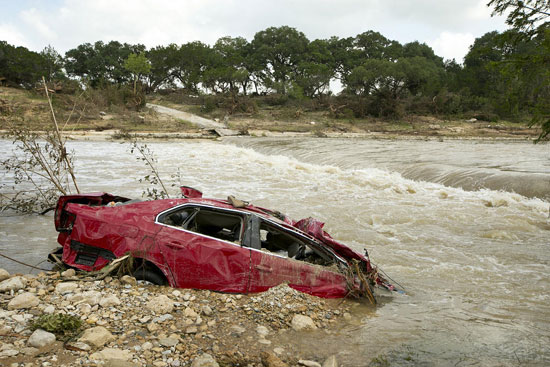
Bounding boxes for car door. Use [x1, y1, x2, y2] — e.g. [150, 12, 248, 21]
[248, 217, 349, 298]
[155, 205, 251, 293]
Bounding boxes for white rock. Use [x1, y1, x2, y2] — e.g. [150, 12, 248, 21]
[61, 269, 76, 278]
[141, 341, 153, 350]
[322, 355, 338, 367]
[299, 360, 322, 367]
[90, 347, 132, 361]
[8, 293, 39, 310]
[159, 337, 179, 347]
[146, 295, 174, 314]
[55, 282, 78, 294]
[43, 305, 55, 314]
[0, 276, 27, 292]
[28, 329, 56, 348]
[257, 325, 269, 336]
[184, 307, 198, 318]
[120, 275, 137, 286]
[273, 347, 285, 355]
[291, 315, 317, 331]
[172, 290, 181, 297]
[0, 349, 19, 357]
[191, 353, 219, 367]
[201, 305, 213, 316]
[230, 325, 245, 335]
[0, 269, 9, 282]
[78, 326, 115, 347]
[258, 338, 271, 345]
[99, 294, 121, 307]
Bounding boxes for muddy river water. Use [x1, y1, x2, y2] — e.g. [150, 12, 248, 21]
[1, 137, 549, 366]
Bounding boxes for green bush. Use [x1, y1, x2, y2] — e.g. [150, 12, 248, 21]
[31, 313, 82, 335]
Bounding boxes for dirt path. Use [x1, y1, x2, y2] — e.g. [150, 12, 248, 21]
[146, 103, 225, 129]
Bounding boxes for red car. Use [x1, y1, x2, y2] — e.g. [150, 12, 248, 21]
[52, 188, 391, 300]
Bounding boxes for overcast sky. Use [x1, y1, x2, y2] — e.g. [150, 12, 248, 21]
[0, 0, 509, 63]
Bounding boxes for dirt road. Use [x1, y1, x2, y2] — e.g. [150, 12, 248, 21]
[146, 103, 225, 129]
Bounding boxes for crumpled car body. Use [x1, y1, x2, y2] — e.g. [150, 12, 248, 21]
[52, 190, 392, 299]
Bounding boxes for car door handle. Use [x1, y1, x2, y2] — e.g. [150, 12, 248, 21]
[254, 264, 272, 273]
[165, 242, 182, 250]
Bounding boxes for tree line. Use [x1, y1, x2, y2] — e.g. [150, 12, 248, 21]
[0, 3, 548, 139]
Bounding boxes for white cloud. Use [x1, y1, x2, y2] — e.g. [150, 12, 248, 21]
[428, 32, 476, 63]
[0, 23, 30, 48]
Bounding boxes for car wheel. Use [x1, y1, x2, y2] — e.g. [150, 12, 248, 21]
[132, 268, 167, 286]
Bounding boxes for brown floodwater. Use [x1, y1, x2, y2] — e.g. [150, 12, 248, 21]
[1, 137, 549, 366]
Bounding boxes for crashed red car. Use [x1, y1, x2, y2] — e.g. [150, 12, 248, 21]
[51, 187, 392, 300]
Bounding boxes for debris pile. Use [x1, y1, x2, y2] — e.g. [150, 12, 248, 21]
[0, 268, 354, 366]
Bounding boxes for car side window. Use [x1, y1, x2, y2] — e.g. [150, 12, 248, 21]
[258, 221, 334, 266]
[160, 206, 243, 244]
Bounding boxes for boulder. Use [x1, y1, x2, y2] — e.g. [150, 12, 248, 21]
[191, 353, 219, 367]
[78, 326, 115, 347]
[0, 276, 27, 292]
[61, 268, 76, 278]
[261, 351, 288, 367]
[90, 347, 132, 361]
[146, 295, 174, 313]
[99, 294, 121, 307]
[291, 315, 317, 331]
[0, 268, 9, 282]
[28, 329, 56, 348]
[55, 282, 78, 294]
[8, 292, 39, 310]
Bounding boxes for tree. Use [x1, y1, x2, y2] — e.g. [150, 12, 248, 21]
[145, 44, 179, 93]
[172, 41, 211, 92]
[0, 41, 51, 88]
[124, 53, 151, 94]
[251, 26, 309, 94]
[294, 39, 336, 97]
[488, 0, 549, 37]
[488, 0, 550, 140]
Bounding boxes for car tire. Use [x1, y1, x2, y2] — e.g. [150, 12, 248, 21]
[132, 268, 167, 286]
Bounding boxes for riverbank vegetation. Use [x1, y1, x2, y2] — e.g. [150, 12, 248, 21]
[0, 1, 548, 140]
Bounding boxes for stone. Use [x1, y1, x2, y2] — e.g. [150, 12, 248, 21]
[259, 338, 271, 345]
[61, 269, 76, 278]
[65, 341, 91, 351]
[8, 292, 39, 310]
[343, 313, 351, 321]
[201, 305, 213, 316]
[146, 295, 174, 313]
[43, 305, 55, 314]
[191, 353, 219, 367]
[261, 351, 288, 367]
[0, 268, 9, 282]
[299, 360, 321, 367]
[90, 347, 132, 361]
[273, 347, 285, 355]
[55, 282, 78, 294]
[185, 326, 198, 334]
[159, 337, 179, 347]
[120, 275, 137, 286]
[291, 315, 317, 331]
[230, 325, 245, 335]
[27, 329, 56, 348]
[0, 349, 19, 357]
[322, 355, 338, 367]
[99, 294, 121, 307]
[105, 360, 135, 367]
[20, 347, 39, 356]
[0, 276, 27, 292]
[78, 326, 115, 347]
[184, 307, 198, 318]
[141, 341, 153, 350]
[70, 290, 102, 305]
[257, 325, 269, 336]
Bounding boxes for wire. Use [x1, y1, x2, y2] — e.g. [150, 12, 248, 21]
[0, 252, 51, 272]
[371, 261, 407, 292]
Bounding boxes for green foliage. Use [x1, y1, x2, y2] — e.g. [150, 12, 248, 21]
[0, 41, 52, 88]
[31, 313, 82, 335]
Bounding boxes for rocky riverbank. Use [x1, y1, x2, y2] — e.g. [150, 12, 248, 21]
[0, 268, 359, 367]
